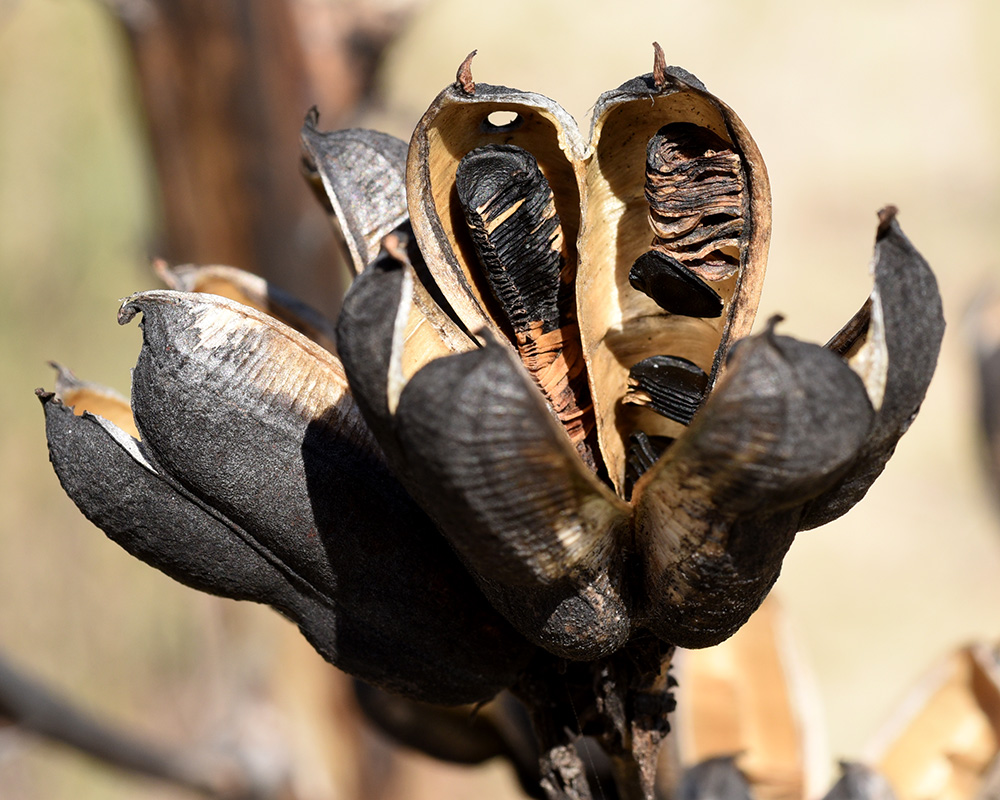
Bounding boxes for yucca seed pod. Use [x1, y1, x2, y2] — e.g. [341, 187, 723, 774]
[334, 50, 943, 664]
[43, 290, 534, 704]
[381, 48, 770, 657]
[300, 109, 410, 276]
[406, 48, 770, 497]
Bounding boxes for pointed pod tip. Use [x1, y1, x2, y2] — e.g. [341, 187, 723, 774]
[456, 50, 477, 95]
[48, 359, 70, 377]
[876, 204, 899, 239]
[762, 313, 786, 345]
[117, 295, 141, 326]
[299, 107, 324, 163]
[48, 361, 83, 396]
[118, 289, 176, 326]
[35, 387, 55, 405]
[300, 107, 324, 155]
[652, 42, 667, 89]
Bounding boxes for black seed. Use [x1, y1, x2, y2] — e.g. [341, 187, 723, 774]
[626, 355, 708, 424]
[651, 214, 743, 258]
[628, 431, 674, 474]
[455, 145, 564, 334]
[643, 122, 746, 284]
[646, 123, 744, 220]
[625, 431, 674, 494]
[629, 249, 723, 318]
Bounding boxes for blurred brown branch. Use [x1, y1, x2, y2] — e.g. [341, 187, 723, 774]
[0, 649, 289, 799]
[101, 0, 420, 319]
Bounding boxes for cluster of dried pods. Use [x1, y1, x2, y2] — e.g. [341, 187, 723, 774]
[41, 46, 944, 800]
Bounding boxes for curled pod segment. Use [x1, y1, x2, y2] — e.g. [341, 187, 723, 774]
[300, 110, 410, 275]
[631, 321, 875, 647]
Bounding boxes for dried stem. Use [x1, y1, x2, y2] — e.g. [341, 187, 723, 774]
[0, 650, 287, 799]
[514, 641, 676, 800]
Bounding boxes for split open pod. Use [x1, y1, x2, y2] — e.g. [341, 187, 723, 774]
[44, 49, 943, 708]
[332, 50, 944, 661]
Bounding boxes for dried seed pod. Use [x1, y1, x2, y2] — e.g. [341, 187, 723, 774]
[632, 321, 876, 647]
[624, 211, 941, 651]
[154, 259, 337, 352]
[391, 336, 631, 659]
[801, 208, 945, 528]
[576, 63, 769, 495]
[866, 644, 1000, 800]
[339, 258, 632, 659]
[407, 48, 769, 498]
[370, 54, 938, 662]
[300, 109, 409, 275]
[39, 49, 948, 765]
[332, 52, 941, 670]
[43, 291, 533, 704]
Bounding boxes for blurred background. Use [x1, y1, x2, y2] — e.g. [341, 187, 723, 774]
[1, 0, 1000, 797]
